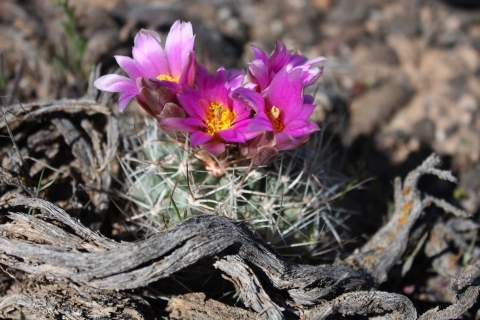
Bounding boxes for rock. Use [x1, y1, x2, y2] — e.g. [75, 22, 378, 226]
[412, 118, 436, 144]
[352, 42, 399, 66]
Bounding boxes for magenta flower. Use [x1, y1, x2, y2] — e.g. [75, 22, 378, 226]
[247, 41, 325, 92]
[233, 67, 319, 151]
[177, 67, 267, 156]
[94, 20, 196, 112]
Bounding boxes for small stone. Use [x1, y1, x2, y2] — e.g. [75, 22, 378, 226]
[344, 82, 413, 145]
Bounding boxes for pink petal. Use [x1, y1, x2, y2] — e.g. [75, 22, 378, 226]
[288, 55, 325, 71]
[305, 120, 320, 134]
[94, 74, 137, 93]
[118, 91, 138, 112]
[134, 29, 170, 76]
[287, 54, 308, 69]
[250, 45, 268, 64]
[165, 20, 195, 79]
[209, 67, 230, 105]
[302, 56, 327, 68]
[158, 117, 196, 133]
[243, 82, 259, 91]
[204, 141, 225, 156]
[280, 98, 306, 125]
[231, 87, 265, 112]
[248, 59, 268, 91]
[288, 55, 326, 87]
[132, 47, 160, 78]
[231, 103, 252, 122]
[283, 119, 319, 138]
[217, 128, 246, 143]
[247, 113, 273, 132]
[178, 89, 207, 121]
[179, 51, 197, 87]
[226, 69, 244, 90]
[301, 67, 324, 87]
[269, 41, 290, 73]
[115, 56, 142, 79]
[274, 132, 308, 151]
[135, 28, 162, 45]
[195, 63, 211, 92]
[243, 130, 262, 141]
[190, 131, 212, 146]
[231, 120, 262, 140]
[283, 119, 309, 133]
[183, 117, 206, 127]
[297, 103, 316, 120]
[266, 68, 302, 109]
[231, 119, 250, 132]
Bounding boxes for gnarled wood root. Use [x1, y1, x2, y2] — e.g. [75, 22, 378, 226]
[0, 155, 478, 319]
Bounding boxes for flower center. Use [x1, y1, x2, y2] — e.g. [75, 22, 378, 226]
[157, 74, 179, 82]
[266, 106, 284, 133]
[205, 102, 236, 135]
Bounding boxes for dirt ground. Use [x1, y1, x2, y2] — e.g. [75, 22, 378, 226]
[1, 0, 480, 318]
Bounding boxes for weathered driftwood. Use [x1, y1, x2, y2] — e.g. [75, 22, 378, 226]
[0, 279, 153, 320]
[1, 66, 117, 231]
[0, 99, 111, 131]
[0, 155, 479, 319]
[345, 155, 468, 284]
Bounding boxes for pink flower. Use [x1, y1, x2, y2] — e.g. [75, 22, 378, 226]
[247, 41, 325, 92]
[233, 67, 319, 152]
[177, 67, 267, 155]
[94, 21, 196, 113]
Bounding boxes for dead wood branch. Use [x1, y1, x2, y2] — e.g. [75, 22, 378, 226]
[345, 154, 470, 284]
[0, 100, 110, 130]
[1, 95, 118, 229]
[0, 155, 478, 319]
[0, 166, 36, 197]
[0, 280, 153, 319]
[2, 194, 369, 296]
[304, 291, 417, 319]
[7, 195, 119, 250]
[214, 254, 285, 319]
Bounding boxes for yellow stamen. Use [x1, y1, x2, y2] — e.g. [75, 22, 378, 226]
[267, 106, 284, 133]
[157, 74, 179, 82]
[205, 102, 236, 135]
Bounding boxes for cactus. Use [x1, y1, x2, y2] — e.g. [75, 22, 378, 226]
[119, 119, 349, 257]
[96, 21, 343, 256]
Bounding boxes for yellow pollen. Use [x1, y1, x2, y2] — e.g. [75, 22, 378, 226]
[205, 102, 236, 135]
[157, 74, 179, 82]
[267, 106, 284, 133]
